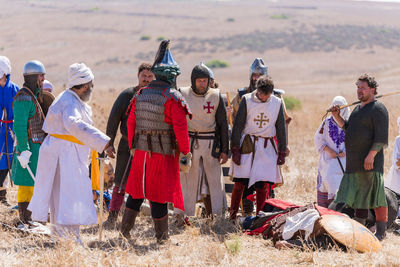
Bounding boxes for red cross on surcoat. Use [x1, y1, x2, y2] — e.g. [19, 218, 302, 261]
[203, 101, 215, 114]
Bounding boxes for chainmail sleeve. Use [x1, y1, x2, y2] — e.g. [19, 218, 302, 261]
[231, 97, 247, 148]
[215, 93, 229, 154]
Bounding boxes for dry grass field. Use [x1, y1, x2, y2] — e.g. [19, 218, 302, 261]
[2, 0, 400, 266]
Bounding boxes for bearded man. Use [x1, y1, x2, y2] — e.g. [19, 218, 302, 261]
[177, 64, 229, 218]
[120, 40, 191, 242]
[229, 75, 287, 220]
[103, 62, 154, 229]
[331, 74, 389, 241]
[28, 63, 115, 242]
[0, 56, 19, 206]
[11, 60, 46, 224]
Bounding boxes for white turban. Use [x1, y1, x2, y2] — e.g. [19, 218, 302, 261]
[0, 56, 11, 77]
[43, 80, 54, 92]
[68, 63, 94, 89]
[330, 96, 350, 120]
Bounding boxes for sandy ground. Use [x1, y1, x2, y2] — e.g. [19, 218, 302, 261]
[2, 0, 400, 266]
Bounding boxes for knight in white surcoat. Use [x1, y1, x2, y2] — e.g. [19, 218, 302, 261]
[177, 64, 229, 218]
[229, 75, 287, 220]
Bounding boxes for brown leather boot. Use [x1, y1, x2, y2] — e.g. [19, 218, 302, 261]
[229, 182, 245, 220]
[120, 207, 139, 239]
[103, 210, 119, 230]
[153, 215, 169, 243]
[203, 195, 212, 218]
[18, 202, 32, 224]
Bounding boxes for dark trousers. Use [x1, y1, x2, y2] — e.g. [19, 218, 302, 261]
[114, 138, 131, 187]
[126, 195, 168, 219]
[0, 169, 9, 188]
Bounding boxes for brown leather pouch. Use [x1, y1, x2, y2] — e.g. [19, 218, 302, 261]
[240, 134, 254, 154]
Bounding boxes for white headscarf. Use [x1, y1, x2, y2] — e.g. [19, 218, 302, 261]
[68, 63, 94, 89]
[0, 56, 11, 77]
[43, 80, 54, 92]
[330, 96, 350, 121]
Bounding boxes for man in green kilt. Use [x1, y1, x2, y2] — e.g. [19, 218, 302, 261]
[331, 74, 388, 240]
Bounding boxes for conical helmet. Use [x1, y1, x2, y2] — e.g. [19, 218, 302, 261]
[249, 58, 267, 79]
[152, 40, 181, 84]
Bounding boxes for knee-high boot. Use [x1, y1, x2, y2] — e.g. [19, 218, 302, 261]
[120, 207, 139, 239]
[18, 202, 32, 224]
[203, 195, 212, 217]
[153, 215, 169, 243]
[104, 186, 125, 229]
[256, 183, 269, 214]
[229, 182, 245, 220]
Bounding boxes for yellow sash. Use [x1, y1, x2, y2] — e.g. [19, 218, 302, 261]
[50, 134, 100, 191]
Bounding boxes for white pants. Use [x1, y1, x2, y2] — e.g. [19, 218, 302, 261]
[178, 138, 226, 216]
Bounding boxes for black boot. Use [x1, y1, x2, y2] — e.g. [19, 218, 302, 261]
[375, 221, 387, 241]
[153, 215, 169, 243]
[242, 198, 254, 216]
[103, 210, 119, 230]
[120, 207, 139, 239]
[0, 189, 10, 207]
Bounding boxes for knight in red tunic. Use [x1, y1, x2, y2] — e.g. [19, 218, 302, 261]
[120, 40, 192, 242]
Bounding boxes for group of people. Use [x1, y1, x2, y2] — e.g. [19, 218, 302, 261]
[0, 39, 394, 244]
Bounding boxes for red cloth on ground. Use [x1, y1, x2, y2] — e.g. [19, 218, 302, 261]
[125, 92, 190, 211]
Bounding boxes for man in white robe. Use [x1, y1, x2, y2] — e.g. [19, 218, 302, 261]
[28, 63, 115, 242]
[229, 75, 287, 220]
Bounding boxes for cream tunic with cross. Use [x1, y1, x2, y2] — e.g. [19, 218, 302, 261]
[230, 91, 283, 187]
[180, 86, 219, 132]
[177, 86, 226, 216]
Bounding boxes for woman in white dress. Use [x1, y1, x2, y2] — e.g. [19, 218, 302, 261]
[314, 96, 350, 207]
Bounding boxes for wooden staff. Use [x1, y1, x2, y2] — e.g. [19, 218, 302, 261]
[98, 156, 106, 241]
[325, 89, 400, 114]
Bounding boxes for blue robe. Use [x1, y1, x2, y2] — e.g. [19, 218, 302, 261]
[0, 75, 19, 170]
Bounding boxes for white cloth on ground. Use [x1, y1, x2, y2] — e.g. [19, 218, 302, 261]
[0, 56, 11, 77]
[68, 63, 94, 89]
[282, 208, 320, 240]
[28, 89, 109, 226]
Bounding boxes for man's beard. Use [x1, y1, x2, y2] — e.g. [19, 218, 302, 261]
[81, 87, 93, 102]
[139, 80, 151, 88]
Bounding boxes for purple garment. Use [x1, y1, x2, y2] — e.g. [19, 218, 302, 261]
[328, 117, 345, 150]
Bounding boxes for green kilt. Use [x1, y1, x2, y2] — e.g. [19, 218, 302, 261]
[334, 171, 387, 209]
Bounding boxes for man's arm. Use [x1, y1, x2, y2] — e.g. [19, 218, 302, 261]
[215, 94, 229, 154]
[231, 98, 247, 149]
[365, 104, 389, 170]
[275, 103, 287, 152]
[106, 91, 128, 146]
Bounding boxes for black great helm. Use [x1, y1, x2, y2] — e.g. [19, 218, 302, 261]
[191, 63, 210, 95]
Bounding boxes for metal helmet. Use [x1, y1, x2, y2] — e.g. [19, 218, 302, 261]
[249, 58, 267, 79]
[200, 62, 214, 79]
[23, 60, 46, 76]
[152, 40, 181, 85]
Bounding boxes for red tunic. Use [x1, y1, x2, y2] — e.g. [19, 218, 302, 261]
[125, 89, 190, 210]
